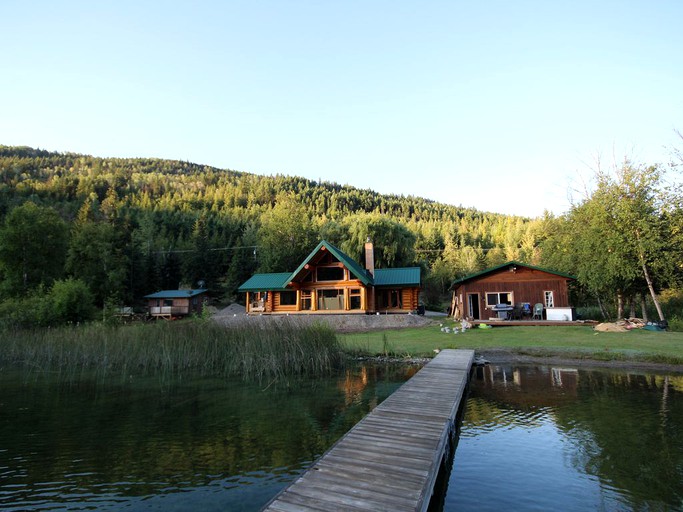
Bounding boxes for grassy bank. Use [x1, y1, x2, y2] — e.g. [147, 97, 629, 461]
[1, 320, 344, 382]
[340, 323, 683, 366]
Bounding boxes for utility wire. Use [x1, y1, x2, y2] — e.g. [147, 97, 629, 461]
[152, 245, 259, 255]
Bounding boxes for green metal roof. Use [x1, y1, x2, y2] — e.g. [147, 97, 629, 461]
[373, 267, 421, 287]
[238, 241, 422, 292]
[238, 273, 291, 292]
[144, 289, 208, 299]
[287, 240, 373, 286]
[450, 260, 576, 289]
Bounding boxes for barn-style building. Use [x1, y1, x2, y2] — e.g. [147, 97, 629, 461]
[450, 261, 575, 321]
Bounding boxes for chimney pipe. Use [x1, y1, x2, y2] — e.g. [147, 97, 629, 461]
[364, 237, 375, 277]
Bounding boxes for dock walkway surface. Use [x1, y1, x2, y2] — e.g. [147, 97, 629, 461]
[263, 349, 474, 512]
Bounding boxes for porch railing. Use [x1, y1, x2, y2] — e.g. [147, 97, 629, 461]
[149, 306, 189, 316]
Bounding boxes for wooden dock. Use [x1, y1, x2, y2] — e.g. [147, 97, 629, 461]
[263, 349, 474, 512]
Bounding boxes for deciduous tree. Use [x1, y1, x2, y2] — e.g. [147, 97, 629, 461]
[0, 202, 68, 296]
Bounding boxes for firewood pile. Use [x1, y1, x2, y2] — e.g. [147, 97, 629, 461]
[594, 318, 648, 332]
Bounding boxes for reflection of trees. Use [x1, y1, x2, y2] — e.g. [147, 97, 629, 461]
[463, 365, 580, 433]
[464, 365, 683, 509]
[552, 370, 683, 508]
[0, 365, 408, 505]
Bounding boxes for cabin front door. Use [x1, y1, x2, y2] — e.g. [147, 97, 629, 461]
[467, 293, 480, 320]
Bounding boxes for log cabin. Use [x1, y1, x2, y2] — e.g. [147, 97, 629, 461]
[239, 240, 421, 314]
[144, 289, 208, 319]
[450, 261, 575, 321]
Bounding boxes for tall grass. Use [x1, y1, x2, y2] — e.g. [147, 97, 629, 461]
[1, 320, 344, 383]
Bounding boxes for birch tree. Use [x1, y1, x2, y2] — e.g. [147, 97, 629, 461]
[567, 162, 677, 320]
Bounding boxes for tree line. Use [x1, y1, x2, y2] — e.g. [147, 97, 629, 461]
[0, 145, 680, 327]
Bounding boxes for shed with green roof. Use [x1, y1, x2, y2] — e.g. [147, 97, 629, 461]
[144, 289, 208, 318]
[449, 261, 575, 322]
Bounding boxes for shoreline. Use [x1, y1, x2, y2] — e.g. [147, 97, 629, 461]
[356, 349, 683, 374]
[476, 349, 683, 374]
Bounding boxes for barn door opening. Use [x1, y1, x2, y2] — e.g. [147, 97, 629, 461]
[467, 293, 480, 320]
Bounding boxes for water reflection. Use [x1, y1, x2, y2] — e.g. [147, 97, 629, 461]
[0, 364, 415, 511]
[444, 365, 683, 511]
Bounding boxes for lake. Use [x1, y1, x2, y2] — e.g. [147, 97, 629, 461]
[442, 364, 683, 511]
[0, 364, 417, 511]
[1, 363, 681, 511]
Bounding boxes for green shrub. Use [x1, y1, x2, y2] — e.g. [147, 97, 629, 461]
[0, 292, 52, 329]
[0, 279, 96, 329]
[576, 306, 603, 321]
[660, 289, 683, 322]
[49, 278, 96, 324]
[666, 315, 683, 332]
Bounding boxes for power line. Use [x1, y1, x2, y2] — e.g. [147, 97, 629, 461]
[152, 245, 259, 255]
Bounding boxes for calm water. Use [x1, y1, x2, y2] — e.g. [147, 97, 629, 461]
[2, 364, 682, 511]
[0, 364, 416, 511]
[443, 364, 683, 511]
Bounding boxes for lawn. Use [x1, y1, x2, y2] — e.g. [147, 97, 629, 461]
[339, 322, 683, 365]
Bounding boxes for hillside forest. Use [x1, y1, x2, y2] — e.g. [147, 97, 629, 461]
[0, 145, 681, 328]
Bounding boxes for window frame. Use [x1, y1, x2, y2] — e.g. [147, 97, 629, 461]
[544, 290, 555, 308]
[485, 291, 512, 308]
[316, 266, 345, 282]
[279, 290, 297, 306]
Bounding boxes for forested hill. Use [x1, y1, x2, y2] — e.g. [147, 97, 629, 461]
[0, 145, 503, 222]
[0, 145, 544, 311]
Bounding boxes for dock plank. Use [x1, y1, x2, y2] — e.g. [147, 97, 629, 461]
[262, 349, 473, 512]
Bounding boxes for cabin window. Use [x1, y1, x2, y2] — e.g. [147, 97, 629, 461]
[300, 291, 312, 310]
[164, 299, 173, 307]
[317, 266, 345, 282]
[279, 291, 297, 306]
[349, 288, 362, 310]
[377, 289, 402, 309]
[318, 289, 344, 310]
[544, 291, 554, 308]
[486, 292, 512, 308]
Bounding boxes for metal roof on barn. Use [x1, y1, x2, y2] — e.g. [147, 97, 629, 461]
[144, 289, 208, 299]
[373, 267, 421, 287]
[450, 261, 575, 289]
[238, 273, 291, 292]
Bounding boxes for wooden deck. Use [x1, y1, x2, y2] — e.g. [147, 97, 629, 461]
[471, 319, 598, 327]
[263, 349, 474, 512]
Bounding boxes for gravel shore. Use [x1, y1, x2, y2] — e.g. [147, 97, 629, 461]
[212, 304, 437, 332]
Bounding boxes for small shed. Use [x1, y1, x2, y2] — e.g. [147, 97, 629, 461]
[450, 262, 575, 321]
[144, 289, 208, 319]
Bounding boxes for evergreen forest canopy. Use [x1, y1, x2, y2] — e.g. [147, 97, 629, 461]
[0, 145, 681, 327]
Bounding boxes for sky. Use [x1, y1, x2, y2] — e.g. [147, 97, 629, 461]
[2, 0, 682, 217]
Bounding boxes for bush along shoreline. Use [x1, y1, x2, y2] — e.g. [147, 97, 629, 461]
[1, 320, 345, 384]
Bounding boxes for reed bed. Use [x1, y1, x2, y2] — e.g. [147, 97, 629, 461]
[0, 320, 344, 382]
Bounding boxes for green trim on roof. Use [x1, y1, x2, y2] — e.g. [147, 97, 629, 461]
[144, 289, 208, 299]
[287, 240, 373, 286]
[451, 261, 576, 288]
[238, 273, 291, 292]
[373, 267, 421, 287]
